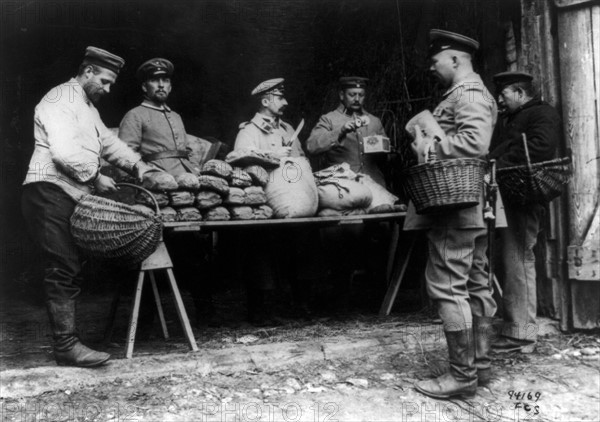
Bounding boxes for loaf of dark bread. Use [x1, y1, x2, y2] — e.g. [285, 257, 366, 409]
[169, 191, 195, 207]
[224, 187, 246, 205]
[142, 171, 178, 191]
[229, 205, 254, 220]
[177, 206, 202, 221]
[195, 190, 223, 209]
[197, 175, 230, 195]
[253, 204, 273, 220]
[203, 206, 231, 221]
[244, 186, 267, 205]
[200, 159, 233, 179]
[244, 165, 269, 187]
[175, 173, 200, 191]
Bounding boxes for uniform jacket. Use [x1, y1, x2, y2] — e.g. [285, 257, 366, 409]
[23, 78, 141, 200]
[489, 98, 561, 169]
[234, 113, 304, 157]
[306, 105, 387, 186]
[404, 72, 499, 230]
[119, 101, 199, 176]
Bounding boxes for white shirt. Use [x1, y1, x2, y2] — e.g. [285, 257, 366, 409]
[23, 78, 141, 200]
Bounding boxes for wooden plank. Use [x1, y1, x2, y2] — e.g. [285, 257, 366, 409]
[557, 4, 600, 329]
[163, 212, 406, 230]
[149, 271, 169, 340]
[166, 268, 199, 352]
[125, 271, 145, 359]
[379, 234, 416, 316]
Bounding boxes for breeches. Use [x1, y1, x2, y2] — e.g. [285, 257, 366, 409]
[425, 226, 497, 331]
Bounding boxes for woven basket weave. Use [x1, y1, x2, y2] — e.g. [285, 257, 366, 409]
[496, 134, 572, 205]
[403, 158, 487, 215]
[70, 183, 162, 265]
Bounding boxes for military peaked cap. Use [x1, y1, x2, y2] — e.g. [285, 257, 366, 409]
[82, 46, 125, 74]
[428, 29, 479, 57]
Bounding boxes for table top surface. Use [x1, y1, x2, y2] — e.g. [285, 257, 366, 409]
[163, 211, 406, 230]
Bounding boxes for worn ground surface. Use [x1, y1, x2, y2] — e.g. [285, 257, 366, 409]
[1, 286, 599, 421]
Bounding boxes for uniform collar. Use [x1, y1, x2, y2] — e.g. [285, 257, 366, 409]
[336, 104, 365, 117]
[442, 72, 482, 98]
[251, 112, 282, 133]
[141, 99, 171, 112]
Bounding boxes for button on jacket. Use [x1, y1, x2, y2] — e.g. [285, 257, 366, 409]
[489, 98, 561, 169]
[23, 78, 141, 200]
[119, 101, 198, 175]
[306, 105, 387, 186]
[234, 113, 304, 157]
[404, 72, 498, 230]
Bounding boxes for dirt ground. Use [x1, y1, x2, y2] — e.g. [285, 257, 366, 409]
[1, 288, 599, 422]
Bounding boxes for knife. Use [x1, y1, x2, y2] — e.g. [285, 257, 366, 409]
[284, 118, 304, 147]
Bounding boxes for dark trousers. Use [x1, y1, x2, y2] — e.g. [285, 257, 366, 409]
[21, 182, 82, 302]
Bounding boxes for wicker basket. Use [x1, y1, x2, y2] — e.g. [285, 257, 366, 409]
[403, 158, 487, 215]
[496, 134, 572, 205]
[70, 183, 163, 265]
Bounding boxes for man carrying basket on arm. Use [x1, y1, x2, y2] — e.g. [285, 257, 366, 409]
[488, 72, 561, 353]
[404, 30, 499, 399]
[21, 47, 156, 367]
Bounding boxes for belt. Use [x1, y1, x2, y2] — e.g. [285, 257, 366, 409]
[143, 150, 189, 162]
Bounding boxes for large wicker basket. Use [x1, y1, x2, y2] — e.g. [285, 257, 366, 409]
[70, 183, 163, 266]
[496, 134, 572, 205]
[403, 158, 487, 215]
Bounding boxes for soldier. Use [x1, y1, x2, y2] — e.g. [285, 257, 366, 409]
[405, 30, 499, 399]
[21, 47, 155, 367]
[119, 58, 217, 327]
[235, 78, 304, 158]
[489, 71, 561, 353]
[307, 76, 388, 186]
[119, 58, 199, 175]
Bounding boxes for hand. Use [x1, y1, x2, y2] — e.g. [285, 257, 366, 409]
[410, 124, 433, 164]
[274, 146, 292, 159]
[134, 160, 159, 183]
[94, 174, 118, 194]
[342, 120, 357, 134]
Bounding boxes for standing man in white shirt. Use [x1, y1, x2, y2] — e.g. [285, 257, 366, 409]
[21, 46, 155, 367]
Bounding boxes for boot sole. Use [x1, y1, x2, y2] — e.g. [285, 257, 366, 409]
[414, 385, 477, 399]
[56, 356, 110, 368]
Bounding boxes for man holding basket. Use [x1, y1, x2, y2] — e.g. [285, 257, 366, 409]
[21, 47, 156, 367]
[404, 30, 499, 399]
[489, 71, 561, 353]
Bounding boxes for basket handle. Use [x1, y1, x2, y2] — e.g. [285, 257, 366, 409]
[522, 133, 533, 172]
[116, 182, 160, 215]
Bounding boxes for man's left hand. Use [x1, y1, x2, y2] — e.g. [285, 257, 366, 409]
[134, 160, 160, 182]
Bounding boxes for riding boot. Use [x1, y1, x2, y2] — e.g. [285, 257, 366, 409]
[47, 299, 110, 367]
[415, 329, 477, 399]
[473, 316, 495, 386]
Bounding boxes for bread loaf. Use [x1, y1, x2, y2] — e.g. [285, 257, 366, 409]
[136, 191, 169, 208]
[224, 187, 246, 205]
[244, 186, 266, 205]
[175, 173, 200, 190]
[195, 191, 223, 209]
[160, 206, 177, 222]
[200, 159, 233, 179]
[244, 165, 269, 187]
[230, 168, 252, 188]
[203, 206, 231, 221]
[197, 175, 230, 195]
[229, 205, 254, 220]
[142, 171, 178, 191]
[253, 204, 273, 220]
[169, 191, 195, 207]
[177, 206, 202, 221]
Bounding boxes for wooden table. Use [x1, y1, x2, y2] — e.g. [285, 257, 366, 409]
[163, 212, 414, 316]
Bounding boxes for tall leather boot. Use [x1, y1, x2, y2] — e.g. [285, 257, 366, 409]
[47, 300, 110, 367]
[473, 316, 495, 387]
[415, 329, 477, 399]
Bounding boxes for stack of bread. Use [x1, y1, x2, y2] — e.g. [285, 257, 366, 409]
[137, 171, 202, 222]
[134, 157, 275, 222]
